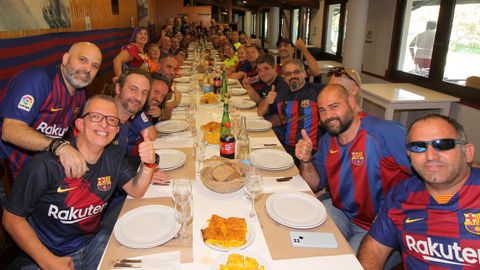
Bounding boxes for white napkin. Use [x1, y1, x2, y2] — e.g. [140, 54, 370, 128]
[154, 132, 194, 149]
[115, 251, 180, 269]
[249, 136, 282, 149]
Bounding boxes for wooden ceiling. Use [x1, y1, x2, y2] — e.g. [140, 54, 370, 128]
[193, 0, 319, 11]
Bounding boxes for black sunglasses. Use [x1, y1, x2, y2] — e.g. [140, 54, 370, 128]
[327, 67, 359, 87]
[406, 139, 466, 153]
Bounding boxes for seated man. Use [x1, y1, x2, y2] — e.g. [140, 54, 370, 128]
[230, 44, 267, 93]
[276, 38, 320, 77]
[276, 59, 324, 163]
[295, 84, 411, 254]
[358, 114, 479, 269]
[2, 95, 157, 270]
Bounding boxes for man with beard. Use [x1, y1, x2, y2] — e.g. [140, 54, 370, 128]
[327, 67, 362, 112]
[358, 114, 479, 269]
[275, 59, 324, 163]
[276, 38, 320, 77]
[295, 84, 411, 254]
[0, 42, 102, 183]
[157, 54, 181, 119]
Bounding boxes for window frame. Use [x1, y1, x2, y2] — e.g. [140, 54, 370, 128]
[321, 0, 347, 61]
[389, 0, 480, 105]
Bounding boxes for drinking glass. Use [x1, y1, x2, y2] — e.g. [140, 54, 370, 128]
[244, 167, 263, 221]
[194, 141, 205, 174]
[172, 179, 193, 240]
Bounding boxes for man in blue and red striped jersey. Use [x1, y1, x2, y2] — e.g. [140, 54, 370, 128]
[231, 44, 267, 93]
[277, 59, 325, 164]
[358, 114, 480, 269]
[295, 84, 412, 254]
[0, 42, 102, 180]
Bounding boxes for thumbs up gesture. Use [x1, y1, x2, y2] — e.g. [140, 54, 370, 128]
[266, 85, 277, 105]
[295, 129, 313, 162]
[139, 135, 156, 165]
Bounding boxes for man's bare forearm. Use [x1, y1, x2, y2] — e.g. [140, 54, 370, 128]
[299, 161, 321, 192]
[2, 118, 53, 151]
[123, 166, 155, 198]
[358, 235, 392, 270]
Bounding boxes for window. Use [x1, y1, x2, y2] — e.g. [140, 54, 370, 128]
[391, 0, 480, 103]
[263, 11, 269, 42]
[251, 13, 257, 36]
[292, 8, 300, 42]
[322, 0, 347, 60]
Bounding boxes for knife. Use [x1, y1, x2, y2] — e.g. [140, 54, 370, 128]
[276, 176, 292, 182]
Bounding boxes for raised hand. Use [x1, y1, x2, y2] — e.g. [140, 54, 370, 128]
[266, 85, 277, 104]
[295, 38, 306, 50]
[295, 129, 313, 162]
[139, 135, 155, 165]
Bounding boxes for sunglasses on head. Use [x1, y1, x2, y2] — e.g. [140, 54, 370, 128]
[327, 67, 359, 87]
[406, 138, 466, 153]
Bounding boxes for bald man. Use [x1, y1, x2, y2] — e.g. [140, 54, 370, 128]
[0, 42, 102, 184]
[295, 84, 411, 254]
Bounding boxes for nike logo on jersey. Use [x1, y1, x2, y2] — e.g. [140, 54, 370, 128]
[50, 107, 64, 112]
[405, 217, 424, 224]
[329, 149, 340, 154]
[57, 186, 77, 193]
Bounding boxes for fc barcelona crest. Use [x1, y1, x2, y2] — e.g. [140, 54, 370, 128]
[464, 213, 480, 235]
[97, 176, 112, 192]
[301, 99, 310, 108]
[351, 151, 364, 166]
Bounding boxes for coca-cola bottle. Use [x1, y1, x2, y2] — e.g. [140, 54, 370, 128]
[220, 102, 235, 159]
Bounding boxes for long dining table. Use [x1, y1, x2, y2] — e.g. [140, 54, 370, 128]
[97, 70, 363, 269]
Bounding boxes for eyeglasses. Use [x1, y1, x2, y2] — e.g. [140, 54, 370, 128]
[283, 69, 303, 77]
[83, 112, 120, 127]
[327, 67, 360, 87]
[406, 139, 466, 153]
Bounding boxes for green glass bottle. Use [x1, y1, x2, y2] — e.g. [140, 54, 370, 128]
[220, 70, 228, 102]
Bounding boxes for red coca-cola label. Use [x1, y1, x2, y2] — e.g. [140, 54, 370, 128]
[214, 78, 221, 87]
[220, 142, 235, 155]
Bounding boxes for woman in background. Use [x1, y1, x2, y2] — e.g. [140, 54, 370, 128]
[112, 27, 149, 82]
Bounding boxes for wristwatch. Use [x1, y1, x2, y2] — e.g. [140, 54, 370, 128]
[144, 153, 160, 168]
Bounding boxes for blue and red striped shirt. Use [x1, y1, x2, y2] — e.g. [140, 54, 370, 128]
[313, 113, 411, 229]
[276, 83, 324, 149]
[369, 168, 480, 269]
[0, 65, 86, 177]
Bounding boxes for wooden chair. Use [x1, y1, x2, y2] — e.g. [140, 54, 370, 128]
[0, 159, 18, 269]
[466, 76, 480, 89]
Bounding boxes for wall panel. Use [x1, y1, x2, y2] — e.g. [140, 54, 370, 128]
[0, 0, 137, 39]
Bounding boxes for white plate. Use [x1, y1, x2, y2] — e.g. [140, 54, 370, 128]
[246, 119, 272, 132]
[183, 60, 193, 64]
[179, 65, 191, 70]
[175, 84, 189, 93]
[230, 87, 247, 96]
[156, 149, 186, 170]
[211, 250, 271, 270]
[174, 77, 190, 83]
[155, 120, 189, 133]
[232, 99, 256, 110]
[265, 192, 327, 229]
[227, 78, 239, 85]
[250, 149, 294, 170]
[202, 221, 255, 252]
[114, 205, 180, 248]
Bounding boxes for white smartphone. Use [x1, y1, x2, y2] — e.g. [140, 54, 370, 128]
[289, 231, 338, 248]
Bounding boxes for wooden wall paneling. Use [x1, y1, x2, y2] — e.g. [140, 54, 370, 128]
[0, 0, 137, 39]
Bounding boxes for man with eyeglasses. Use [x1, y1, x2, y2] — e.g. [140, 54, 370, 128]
[2, 95, 157, 270]
[358, 114, 479, 269]
[295, 84, 411, 260]
[276, 59, 325, 163]
[327, 67, 362, 112]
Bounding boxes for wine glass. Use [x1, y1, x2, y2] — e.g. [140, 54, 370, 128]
[194, 141, 205, 174]
[172, 179, 193, 240]
[244, 167, 263, 221]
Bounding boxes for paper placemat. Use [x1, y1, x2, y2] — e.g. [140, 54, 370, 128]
[164, 148, 195, 179]
[154, 132, 194, 149]
[99, 197, 193, 268]
[255, 193, 353, 260]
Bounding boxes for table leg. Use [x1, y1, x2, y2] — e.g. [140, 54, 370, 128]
[439, 103, 452, 117]
[399, 111, 409, 126]
[384, 107, 395, 121]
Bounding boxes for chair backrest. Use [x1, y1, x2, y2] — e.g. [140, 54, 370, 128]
[466, 76, 480, 89]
